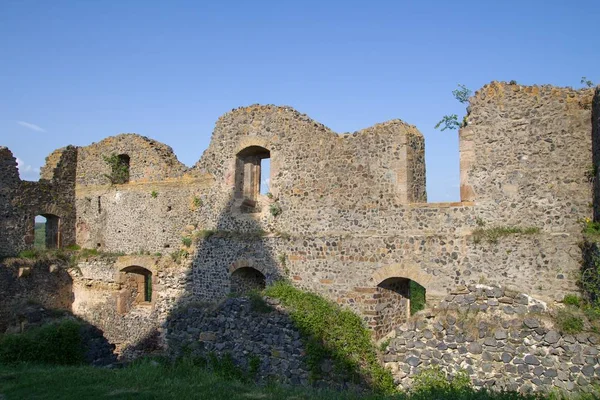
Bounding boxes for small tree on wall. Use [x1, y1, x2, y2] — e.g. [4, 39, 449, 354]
[103, 153, 130, 184]
[435, 84, 472, 131]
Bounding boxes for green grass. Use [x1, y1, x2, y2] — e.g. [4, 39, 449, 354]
[0, 361, 578, 400]
[33, 222, 45, 249]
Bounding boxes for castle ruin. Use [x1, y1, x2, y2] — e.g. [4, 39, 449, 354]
[1, 81, 599, 362]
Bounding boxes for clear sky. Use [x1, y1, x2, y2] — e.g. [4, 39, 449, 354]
[1, 0, 598, 202]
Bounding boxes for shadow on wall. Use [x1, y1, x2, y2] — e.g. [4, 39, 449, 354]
[0, 259, 73, 333]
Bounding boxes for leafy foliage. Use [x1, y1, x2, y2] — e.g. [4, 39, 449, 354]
[452, 84, 472, 104]
[0, 319, 85, 365]
[269, 202, 282, 217]
[411, 365, 471, 395]
[555, 309, 584, 334]
[434, 114, 460, 131]
[581, 76, 595, 88]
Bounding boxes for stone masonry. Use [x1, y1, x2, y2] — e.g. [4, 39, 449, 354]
[1, 82, 600, 393]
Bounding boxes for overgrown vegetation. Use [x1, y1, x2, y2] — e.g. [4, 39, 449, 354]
[102, 153, 130, 184]
[435, 84, 472, 131]
[0, 319, 85, 365]
[269, 202, 282, 217]
[263, 281, 395, 394]
[192, 196, 203, 209]
[554, 235, 600, 334]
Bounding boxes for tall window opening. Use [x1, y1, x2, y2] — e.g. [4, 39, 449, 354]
[235, 146, 270, 212]
[33, 214, 60, 249]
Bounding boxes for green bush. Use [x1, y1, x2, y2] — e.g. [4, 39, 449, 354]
[411, 365, 471, 395]
[102, 153, 130, 185]
[181, 237, 192, 247]
[269, 203, 282, 217]
[555, 309, 584, 334]
[0, 319, 85, 365]
[563, 294, 581, 307]
[263, 281, 395, 394]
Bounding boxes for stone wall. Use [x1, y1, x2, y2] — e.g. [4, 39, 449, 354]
[383, 284, 600, 395]
[592, 87, 600, 221]
[70, 255, 191, 355]
[0, 258, 73, 332]
[1, 82, 597, 342]
[460, 83, 594, 234]
[0, 146, 77, 257]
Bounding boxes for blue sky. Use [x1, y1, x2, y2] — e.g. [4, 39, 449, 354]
[1, 0, 598, 202]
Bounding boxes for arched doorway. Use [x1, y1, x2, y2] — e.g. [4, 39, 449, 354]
[373, 277, 426, 339]
[230, 267, 266, 295]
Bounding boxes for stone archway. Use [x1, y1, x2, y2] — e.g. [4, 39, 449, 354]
[229, 259, 267, 295]
[368, 264, 436, 339]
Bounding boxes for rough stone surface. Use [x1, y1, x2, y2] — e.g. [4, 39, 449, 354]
[384, 285, 600, 394]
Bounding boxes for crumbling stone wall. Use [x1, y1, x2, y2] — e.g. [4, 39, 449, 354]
[0, 146, 77, 257]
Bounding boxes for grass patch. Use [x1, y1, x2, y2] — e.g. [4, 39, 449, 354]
[555, 308, 585, 334]
[472, 226, 540, 244]
[0, 361, 579, 400]
[263, 281, 395, 394]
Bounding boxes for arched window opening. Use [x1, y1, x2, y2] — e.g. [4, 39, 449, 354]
[373, 277, 426, 339]
[230, 267, 266, 295]
[117, 266, 152, 314]
[33, 214, 60, 249]
[235, 146, 270, 212]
